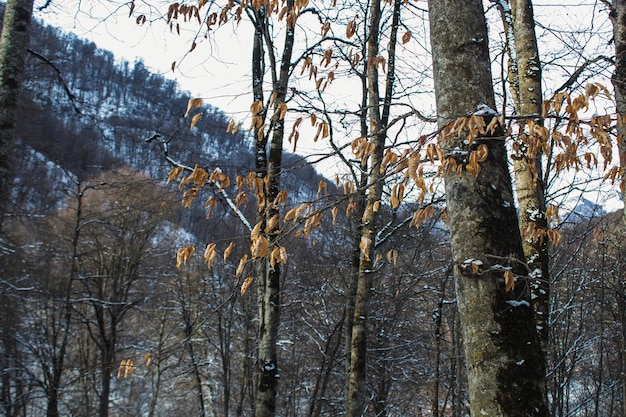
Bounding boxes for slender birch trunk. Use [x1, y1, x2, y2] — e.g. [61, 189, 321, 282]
[508, 0, 550, 351]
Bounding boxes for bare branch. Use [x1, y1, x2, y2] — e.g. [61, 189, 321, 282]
[27, 48, 82, 114]
[147, 134, 253, 232]
[552, 55, 614, 96]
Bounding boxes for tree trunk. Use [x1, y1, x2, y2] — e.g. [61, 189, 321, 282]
[428, 1, 549, 415]
[0, 3, 34, 411]
[344, 22, 369, 412]
[98, 338, 114, 417]
[0, 0, 34, 227]
[432, 276, 448, 417]
[346, 1, 400, 416]
[505, 0, 550, 352]
[612, 0, 626, 223]
[252, 2, 295, 416]
[609, 4, 626, 415]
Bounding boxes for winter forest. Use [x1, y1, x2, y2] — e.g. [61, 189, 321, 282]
[0, 0, 625, 416]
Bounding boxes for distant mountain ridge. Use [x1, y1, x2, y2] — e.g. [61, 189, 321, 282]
[9, 13, 330, 217]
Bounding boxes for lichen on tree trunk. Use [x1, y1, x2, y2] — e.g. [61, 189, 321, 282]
[427, 0, 549, 415]
[0, 0, 35, 227]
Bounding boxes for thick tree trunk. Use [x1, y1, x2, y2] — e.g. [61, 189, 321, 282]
[0, 0, 34, 227]
[428, 1, 549, 415]
[0, 4, 34, 412]
[609, 4, 626, 416]
[612, 0, 626, 223]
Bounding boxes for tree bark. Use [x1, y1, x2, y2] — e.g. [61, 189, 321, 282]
[508, 0, 550, 352]
[0, 0, 34, 227]
[428, 1, 549, 415]
[612, 0, 626, 223]
[609, 4, 626, 416]
[346, 1, 400, 416]
[251, 2, 295, 416]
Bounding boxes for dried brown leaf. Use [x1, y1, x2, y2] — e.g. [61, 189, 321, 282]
[223, 242, 236, 262]
[235, 254, 248, 276]
[203, 243, 217, 269]
[176, 245, 195, 269]
[504, 270, 515, 292]
[185, 98, 203, 117]
[240, 276, 254, 296]
[190, 113, 203, 129]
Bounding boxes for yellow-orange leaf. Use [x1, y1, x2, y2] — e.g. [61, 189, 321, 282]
[251, 221, 263, 241]
[475, 144, 489, 162]
[189, 164, 209, 186]
[313, 122, 324, 142]
[181, 188, 198, 207]
[224, 242, 236, 262]
[185, 98, 203, 117]
[265, 214, 280, 233]
[317, 180, 328, 198]
[117, 358, 134, 379]
[346, 198, 356, 218]
[546, 205, 560, 224]
[374, 253, 383, 268]
[270, 246, 288, 269]
[275, 102, 288, 120]
[250, 236, 269, 259]
[117, 360, 125, 379]
[227, 118, 236, 133]
[190, 113, 202, 129]
[240, 276, 254, 296]
[547, 229, 562, 246]
[176, 245, 195, 269]
[322, 122, 329, 139]
[167, 166, 184, 184]
[273, 190, 288, 207]
[204, 243, 217, 269]
[390, 184, 404, 209]
[407, 151, 420, 178]
[250, 100, 263, 115]
[205, 196, 217, 218]
[235, 254, 248, 276]
[504, 270, 515, 292]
